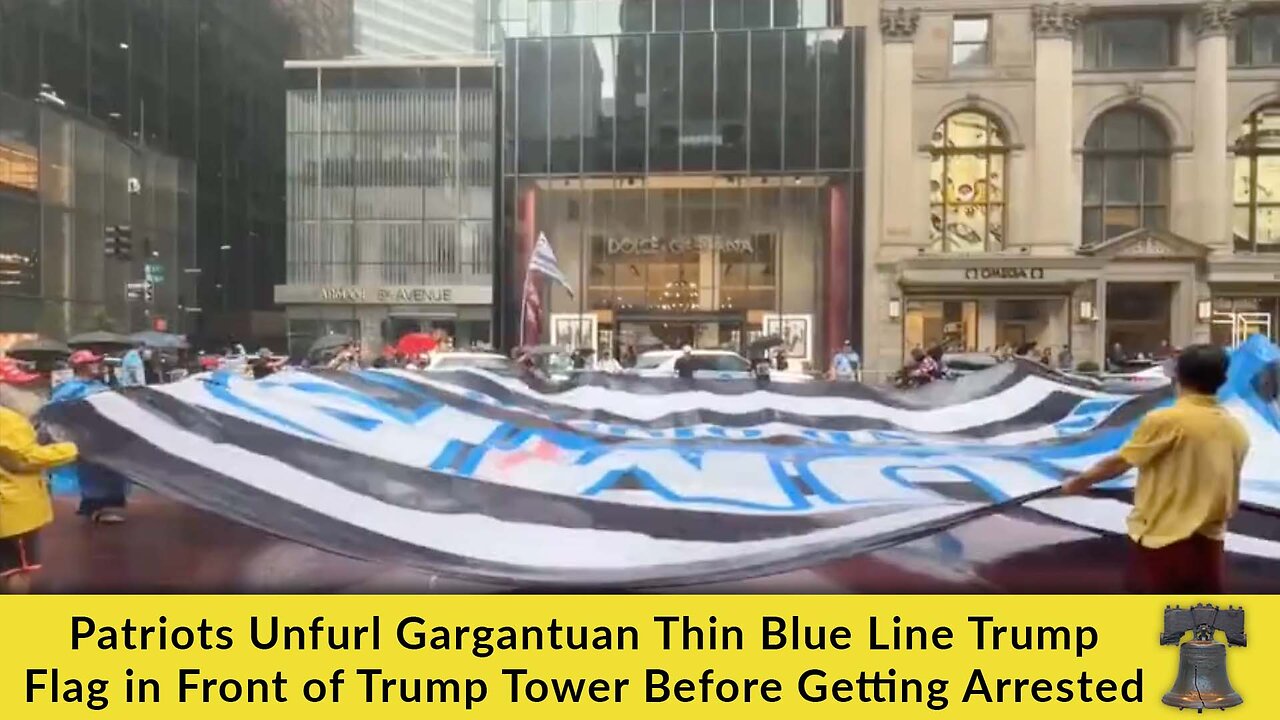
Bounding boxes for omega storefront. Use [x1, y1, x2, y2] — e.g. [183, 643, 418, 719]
[879, 229, 1216, 369]
[496, 22, 864, 370]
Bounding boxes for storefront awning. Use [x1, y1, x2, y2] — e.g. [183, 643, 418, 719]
[894, 255, 1099, 292]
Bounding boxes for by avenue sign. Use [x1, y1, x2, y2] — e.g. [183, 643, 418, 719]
[275, 283, 491, 306]
[318, 286, 455, 303]
[963, 267, 1046, 280]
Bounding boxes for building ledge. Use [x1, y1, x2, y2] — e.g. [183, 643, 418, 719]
[275, 283, 492, 306]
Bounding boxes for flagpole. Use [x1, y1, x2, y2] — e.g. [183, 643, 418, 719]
[519, 265, 531, 348]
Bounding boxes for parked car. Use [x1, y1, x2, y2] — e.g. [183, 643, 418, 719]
[421, 352, 514, 374]
[630, 350, 811, 382]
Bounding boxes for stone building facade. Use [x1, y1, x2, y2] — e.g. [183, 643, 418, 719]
[851, 0, 1280, 374]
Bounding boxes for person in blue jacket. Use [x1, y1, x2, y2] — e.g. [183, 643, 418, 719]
[45, 350, 129, 524]
[118, 347, 147, 387]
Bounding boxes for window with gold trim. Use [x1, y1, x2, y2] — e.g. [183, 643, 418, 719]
[1234, 104, 1280, 253]
[929, 111, 1007, 252]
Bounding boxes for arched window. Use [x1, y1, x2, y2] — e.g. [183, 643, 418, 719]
[929, 111, 1007, 252]
[1082, 107, 1170, 245]
[1233, 104, 1280, 253]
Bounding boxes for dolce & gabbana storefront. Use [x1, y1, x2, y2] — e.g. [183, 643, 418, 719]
[497, 22, 864, 370]
[510, 177, 854, 369]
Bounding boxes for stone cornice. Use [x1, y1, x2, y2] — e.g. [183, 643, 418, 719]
[1032, 3, 1085, 38]
[880, 7, 921, 42]
[1196, 2, 1238, 37]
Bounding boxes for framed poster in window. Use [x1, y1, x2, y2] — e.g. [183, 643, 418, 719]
[762, 313, 813, 364]
[550, 313, 598, 353]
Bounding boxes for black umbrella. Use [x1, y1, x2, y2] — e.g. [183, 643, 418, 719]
[6, 337, 71, 359]
[748, 335, 785, 354]
[67, 331, 138, 349]
[308, 334, 353, 356]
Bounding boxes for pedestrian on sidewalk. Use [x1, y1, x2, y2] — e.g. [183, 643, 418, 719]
[1060, 344, 1249, 593]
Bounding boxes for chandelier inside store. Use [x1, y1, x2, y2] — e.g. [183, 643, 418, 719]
[657, 276, 699, 312]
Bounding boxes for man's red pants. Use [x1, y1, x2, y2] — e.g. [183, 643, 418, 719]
[1127, 534, 1225, 594]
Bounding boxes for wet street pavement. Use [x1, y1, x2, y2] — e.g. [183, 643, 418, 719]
[35, 491, 1280, 594]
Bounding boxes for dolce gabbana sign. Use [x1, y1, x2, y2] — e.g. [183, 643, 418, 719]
[605, 236, 756, 256]
[963, 267, 1046, 280]
[276, 284, 491, 306]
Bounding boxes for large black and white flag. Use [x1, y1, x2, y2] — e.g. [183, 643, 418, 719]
[38, 337, 1280, 589]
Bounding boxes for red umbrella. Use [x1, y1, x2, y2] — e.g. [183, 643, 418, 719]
[396, 333, 438, 356]
[0, 357, 39, 385]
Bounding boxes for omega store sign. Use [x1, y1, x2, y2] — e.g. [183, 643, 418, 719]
[900, 265, 1075, 287]
[963, 267, 1046, 281]
[275, 284, 492, 306]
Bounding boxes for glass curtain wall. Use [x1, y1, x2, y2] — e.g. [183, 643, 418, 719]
[286, 65, 498, 288]
[0, 0, 290, 341]
[500, 25, 861, 365]
[492, 0, 840, 43]
[0, 90, 192, 340]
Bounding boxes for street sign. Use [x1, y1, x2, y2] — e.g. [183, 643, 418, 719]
[145, 262, 165, 283]
[125, 281, 144, 300]
[143, 280, 155, 303]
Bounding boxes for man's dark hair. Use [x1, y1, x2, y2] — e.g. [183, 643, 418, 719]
[1174, 344, 1230, 395]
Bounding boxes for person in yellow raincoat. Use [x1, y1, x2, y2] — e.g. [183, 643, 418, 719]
[0, 406, 78, 593]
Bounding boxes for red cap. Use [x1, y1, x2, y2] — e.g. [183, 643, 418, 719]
[68, 350, 103, 365]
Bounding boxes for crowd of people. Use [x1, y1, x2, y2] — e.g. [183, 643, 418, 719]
[0, 326, 1259, 595]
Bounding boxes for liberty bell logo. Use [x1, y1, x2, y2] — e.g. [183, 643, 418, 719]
[1160, 604, 1246, 712]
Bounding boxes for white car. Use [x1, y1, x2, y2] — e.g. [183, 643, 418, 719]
[630, 350, 811, 382]
[420, 352, 514, 373]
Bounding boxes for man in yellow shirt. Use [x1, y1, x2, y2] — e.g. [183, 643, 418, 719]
[1062, 344, 1250, 593]
[0, 405, 78, 593]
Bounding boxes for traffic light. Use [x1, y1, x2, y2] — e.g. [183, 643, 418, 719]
[105, 225, 133, 260]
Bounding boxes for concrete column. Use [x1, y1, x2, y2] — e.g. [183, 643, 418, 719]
[698, 248, 718, 348]
[879, 8, 920, 246]
[978, 299, 998, 351]
[1194, 3, 1235, 249]
[1031, 3, 1082, 247]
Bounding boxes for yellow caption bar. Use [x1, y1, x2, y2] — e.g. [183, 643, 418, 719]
[0, 595, 1270, 717]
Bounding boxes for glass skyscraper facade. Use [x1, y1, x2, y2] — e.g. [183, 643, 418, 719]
[354, 0, 492, 56]
[0, 90, 194, 344]
[0, 0, 291, 345]
[497, 0, 862, 368]
[281, 61, 500, 357]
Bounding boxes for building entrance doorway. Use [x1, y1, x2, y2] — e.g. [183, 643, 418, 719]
[1106, 283, 1172, 358]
